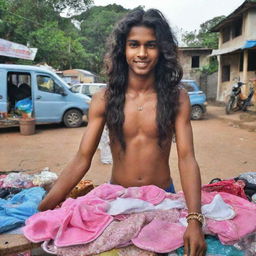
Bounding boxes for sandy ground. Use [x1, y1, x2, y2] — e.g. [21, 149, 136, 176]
[0, 107, 255, 191]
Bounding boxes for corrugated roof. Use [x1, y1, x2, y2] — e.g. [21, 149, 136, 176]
[211, 0, 256, 32]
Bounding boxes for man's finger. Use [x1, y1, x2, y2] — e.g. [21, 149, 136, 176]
[189, 243, 198, 256]
[199, 245, 207, 256]
[183, 237, 189, 256]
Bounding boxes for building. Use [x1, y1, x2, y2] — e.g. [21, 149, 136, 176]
[178, 47, 217, 99]
[179, 47, 212, 83]
[211, 0, 256, 102]
[61, 69, 98, 85]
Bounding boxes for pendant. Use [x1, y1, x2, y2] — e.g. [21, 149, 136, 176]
[137, 106, 143, 111]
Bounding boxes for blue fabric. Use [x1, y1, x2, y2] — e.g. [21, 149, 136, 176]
[176, 235, 244, 256]
[165, 183, 176, 193]
[0, 187, 45, 233]
[242, 40, 256, 49]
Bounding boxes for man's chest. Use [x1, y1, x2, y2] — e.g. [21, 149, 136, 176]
[123, 101, 158, 138]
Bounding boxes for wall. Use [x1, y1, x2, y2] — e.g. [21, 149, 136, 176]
[247, 9, 256, 39]
[179, 50, 211, 85]
[218, 53, 240, 101]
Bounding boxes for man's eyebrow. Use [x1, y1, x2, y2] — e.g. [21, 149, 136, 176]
[126, 40, 157, 43]
[127, 40, 138, 42]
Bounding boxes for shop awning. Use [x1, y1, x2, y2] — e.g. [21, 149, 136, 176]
[242, 40, 256, 49]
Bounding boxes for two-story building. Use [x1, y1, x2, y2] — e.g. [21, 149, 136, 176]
[211, 0, 256, 102]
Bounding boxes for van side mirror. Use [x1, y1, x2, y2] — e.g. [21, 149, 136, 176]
[58, 87, 68, 96]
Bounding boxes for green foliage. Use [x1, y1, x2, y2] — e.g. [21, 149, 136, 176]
[0, 1, 133, 77]
[182, 15, 225, 49]
[79, 4, 129, 74]
[200, 57, 218, 75]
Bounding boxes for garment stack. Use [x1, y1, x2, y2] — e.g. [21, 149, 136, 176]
[0, 169, 57, 233]
[22, 172, 256, 256]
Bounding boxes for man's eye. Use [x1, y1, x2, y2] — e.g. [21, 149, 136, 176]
[129, 43, 138, 48]
[147, 43, 157, 48]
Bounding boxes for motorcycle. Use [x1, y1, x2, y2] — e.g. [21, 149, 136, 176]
[225, 81, 255, 114]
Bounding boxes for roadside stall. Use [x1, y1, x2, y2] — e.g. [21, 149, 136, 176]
[1, 170, 256, 255]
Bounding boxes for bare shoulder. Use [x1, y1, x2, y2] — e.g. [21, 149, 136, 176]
[178, 87, 190, 104]
[90, 88, 107, 117]
[176, 88, 191, 120]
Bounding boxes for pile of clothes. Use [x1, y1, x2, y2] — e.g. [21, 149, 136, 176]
[0, 168, 58, 233]
[22, 172, 256, 256]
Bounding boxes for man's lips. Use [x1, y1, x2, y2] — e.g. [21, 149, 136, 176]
[133, 60, 150, 68]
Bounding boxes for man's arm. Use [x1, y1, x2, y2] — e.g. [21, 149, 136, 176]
[175, 89, 206, 256]
[38, 90, 106, 211]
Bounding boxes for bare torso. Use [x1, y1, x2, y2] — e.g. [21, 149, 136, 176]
[109, 91, 173, 190]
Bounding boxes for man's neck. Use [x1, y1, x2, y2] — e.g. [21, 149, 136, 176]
[127, 72, 156, 94]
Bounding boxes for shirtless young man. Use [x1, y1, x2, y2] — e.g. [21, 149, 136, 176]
[39, 9, 206, 256]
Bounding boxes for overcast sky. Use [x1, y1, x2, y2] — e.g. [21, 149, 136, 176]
[93, 0, 245, 32]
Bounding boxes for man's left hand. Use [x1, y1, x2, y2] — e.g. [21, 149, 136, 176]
[183, 220, 206, 256]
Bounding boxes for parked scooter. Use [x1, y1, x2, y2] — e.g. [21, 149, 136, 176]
[225, 81, 255, 114]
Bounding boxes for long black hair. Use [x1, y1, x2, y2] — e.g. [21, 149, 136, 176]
[104, 8, 183, 149]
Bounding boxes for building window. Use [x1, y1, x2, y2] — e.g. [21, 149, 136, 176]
[191, 56, 200, 68]
[222, 27, 230, 43]
[248, 51, 256, 71]
[232, 17, 242, 38]
[239, 52, 244, 71]
[222, 65, 230, 82]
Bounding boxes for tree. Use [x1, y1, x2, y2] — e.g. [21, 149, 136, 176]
[0, 0, 91, 69]
[182, 15, 225, 49]
[79, 4, 130, 74]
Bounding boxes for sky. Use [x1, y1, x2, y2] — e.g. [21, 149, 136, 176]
[93, 0, 245, 32]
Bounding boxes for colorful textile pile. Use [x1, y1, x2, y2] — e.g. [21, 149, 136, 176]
[0, 187, 46, 233]
[23, 184, 256, 255]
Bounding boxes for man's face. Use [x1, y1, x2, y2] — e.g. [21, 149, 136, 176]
[125, 26, 159, 77]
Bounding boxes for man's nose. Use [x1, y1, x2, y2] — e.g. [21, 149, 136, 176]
[137, 46, 147, 58]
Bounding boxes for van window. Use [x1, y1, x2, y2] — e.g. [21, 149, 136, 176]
[180, 81, 195, 92]
[7, 72, 31, 111]
[70, 84, 81, 93]
[37, 75, 63, 94]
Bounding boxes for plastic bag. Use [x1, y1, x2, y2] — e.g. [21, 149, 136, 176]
[15, 97, 32, 114]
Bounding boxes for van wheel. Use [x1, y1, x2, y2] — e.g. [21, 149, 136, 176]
[191, 106, 203, 120]
[63, 109, 83, 128]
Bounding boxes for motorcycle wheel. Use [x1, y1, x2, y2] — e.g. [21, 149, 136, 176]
[225, 98, 235, 114]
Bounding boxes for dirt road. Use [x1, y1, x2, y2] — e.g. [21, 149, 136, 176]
[1, 108, 255, 191]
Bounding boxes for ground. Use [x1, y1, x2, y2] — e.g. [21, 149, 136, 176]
[0, 105, 255, 191]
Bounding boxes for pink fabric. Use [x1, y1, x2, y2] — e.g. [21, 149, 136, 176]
[23, 184, 170, 247]
[44, 210, 182, 255]
[201, 191, 256, 244]
[24, 195, 113, 246]
[24, 184, 256, 253]
[202, 179, 247, 200]
[132, 221, 185, 253]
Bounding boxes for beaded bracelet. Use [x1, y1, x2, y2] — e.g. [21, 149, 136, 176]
[186, 212, 205, 226]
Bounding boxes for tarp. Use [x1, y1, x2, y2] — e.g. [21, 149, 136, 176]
[210, 45, 243, 56]
[0, 38, 37, 60]
[242, 40, 256, 49]
[211, 40, 256, 56]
